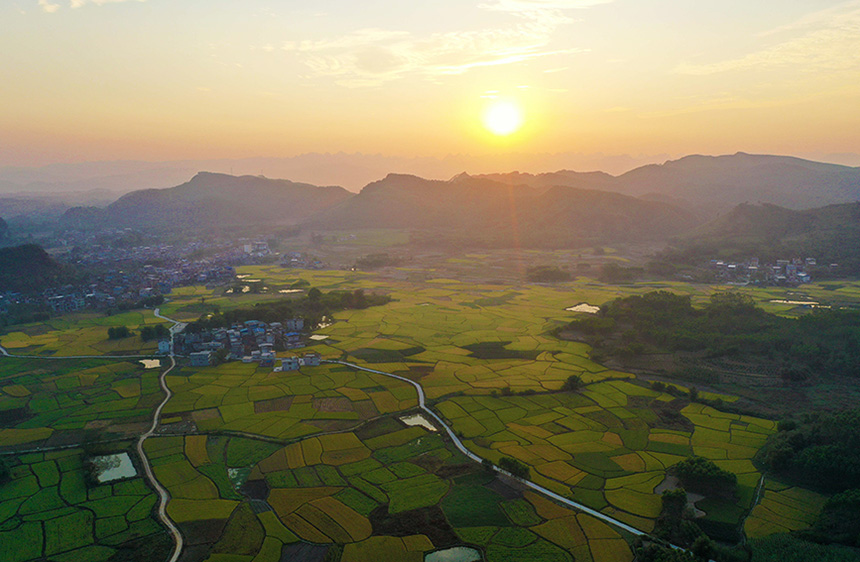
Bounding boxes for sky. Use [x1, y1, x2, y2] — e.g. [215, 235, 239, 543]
[2, 0, 860, 171]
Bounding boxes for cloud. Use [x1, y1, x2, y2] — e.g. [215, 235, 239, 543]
[38, 0, 60, 12]
[39, 0, 144, 11]
[280, 0, 608, 87]
[676, 4, 860, 75]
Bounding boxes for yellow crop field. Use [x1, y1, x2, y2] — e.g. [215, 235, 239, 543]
[0, 427, 52, 446]
[168, 499, 238, 523]
[185, 435, 211, 467]
[533, 516, 587, 549]
[309, 496, 372, 542]
[279, 513, 332, 544]
[302, 438, 323, 465]
[321, 447, 371, 466]
[318, 432, 363, 451]
[590, 538, 633, 562]
[268, 487, 340, 518]
[284, 443, 305, 468]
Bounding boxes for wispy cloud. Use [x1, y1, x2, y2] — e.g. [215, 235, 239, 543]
[39, 0, 145, 12]
[676, 3, 860, 75]
[38, 0, 60, 12]
[279, 0, 609, 87]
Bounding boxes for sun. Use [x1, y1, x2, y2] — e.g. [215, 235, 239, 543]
[482, 100, 523, 136]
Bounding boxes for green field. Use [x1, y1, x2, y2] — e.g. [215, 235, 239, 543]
[3, 265, 855, 561]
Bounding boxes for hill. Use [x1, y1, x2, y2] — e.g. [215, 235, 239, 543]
[663, 202, 860, 272]
[307, 173, 697, 246]
[479, 153, 860, 213]
[60, 172, 353, 229]
[0, 244, 75, 293]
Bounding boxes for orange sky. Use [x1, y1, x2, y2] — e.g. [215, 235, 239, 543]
[2, 0, 859, 169]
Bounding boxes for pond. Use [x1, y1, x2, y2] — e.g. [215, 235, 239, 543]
[139, 359, 161, 369]
[279, 289, 303, 294]
[309, 335, 329, 341]
[92, 453, 137, 483]
[399, 413, 437, 432]
[425, 547, 482, 562]
[565, 303, 600, 314]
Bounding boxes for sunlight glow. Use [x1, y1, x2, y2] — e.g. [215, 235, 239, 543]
[482, 100, 524, 136]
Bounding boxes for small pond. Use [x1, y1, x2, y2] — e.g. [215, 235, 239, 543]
[93, 453, 137, 483]
[399, 413, 437, 432]
[565, 303, 600, 314]
[279, 289, 304, 294]
[425, 547, 482, 562]
[140, 359, 161, 369]
[309, 335, 330, 341]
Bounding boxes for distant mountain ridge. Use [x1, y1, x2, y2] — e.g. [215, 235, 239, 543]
[305, 172, 697, 245]
[476, 153, 860, 212]
[61, 172, 352, 229]
[55, 153, 860, 247]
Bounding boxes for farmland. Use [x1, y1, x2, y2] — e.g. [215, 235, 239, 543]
[3, 264, 858, 561]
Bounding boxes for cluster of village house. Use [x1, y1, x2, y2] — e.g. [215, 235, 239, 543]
[167, 318, 320, 371]
[711, 257, 830, 285]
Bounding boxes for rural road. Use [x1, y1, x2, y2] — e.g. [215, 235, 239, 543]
[323, 360, 649, 537]
[138, 308, 185, 562]
[136, 354, 184, 562]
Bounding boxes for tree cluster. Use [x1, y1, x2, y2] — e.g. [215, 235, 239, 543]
[799, 488, 860, 547]
[565, 290, 860, 379]
[671, 456, 737, 497]
[185, 288, 390, 333]
[354, 253, 402, 270]
[760, 409, 860, 492]
[140, 324, 170, 342]
[107, 326, 132, 340]
[525, 265, 571, 283]
[497, 456, 529, 479]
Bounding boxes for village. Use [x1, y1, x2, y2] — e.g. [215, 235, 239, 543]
[709, 256, 834, 286]
[171, 317, 321, 372]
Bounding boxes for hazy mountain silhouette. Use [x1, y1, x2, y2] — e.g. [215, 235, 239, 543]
[478, 153, 860, 212]
[62, 172, 352, 229]
[307, 172, 697, 245]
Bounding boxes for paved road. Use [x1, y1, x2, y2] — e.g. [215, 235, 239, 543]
[323, 360, 648, 536]
[328, 360, 717, 559]
[136, 355, 184, 562]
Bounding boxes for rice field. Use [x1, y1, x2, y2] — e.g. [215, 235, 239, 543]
[3, 266, 851, 560]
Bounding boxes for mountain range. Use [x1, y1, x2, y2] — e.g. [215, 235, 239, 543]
[478, 153, 860, 213]
[35, 152, 860, 247]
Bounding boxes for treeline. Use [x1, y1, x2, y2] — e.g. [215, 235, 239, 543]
[759, 409, 860, 492]
[526, 266, 571, 283]
[185, 288, 390, 333]
[354, 253, 402, 270]
[564, 291, 860, 380]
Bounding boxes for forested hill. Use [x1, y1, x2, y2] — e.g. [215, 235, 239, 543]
[661, 202, 860, 273]
[0, 244, 75, 293]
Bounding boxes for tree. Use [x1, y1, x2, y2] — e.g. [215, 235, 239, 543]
[0, 456, 10, 484]
[561, 374, 583, 392]
[308, 287, 322, 302]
